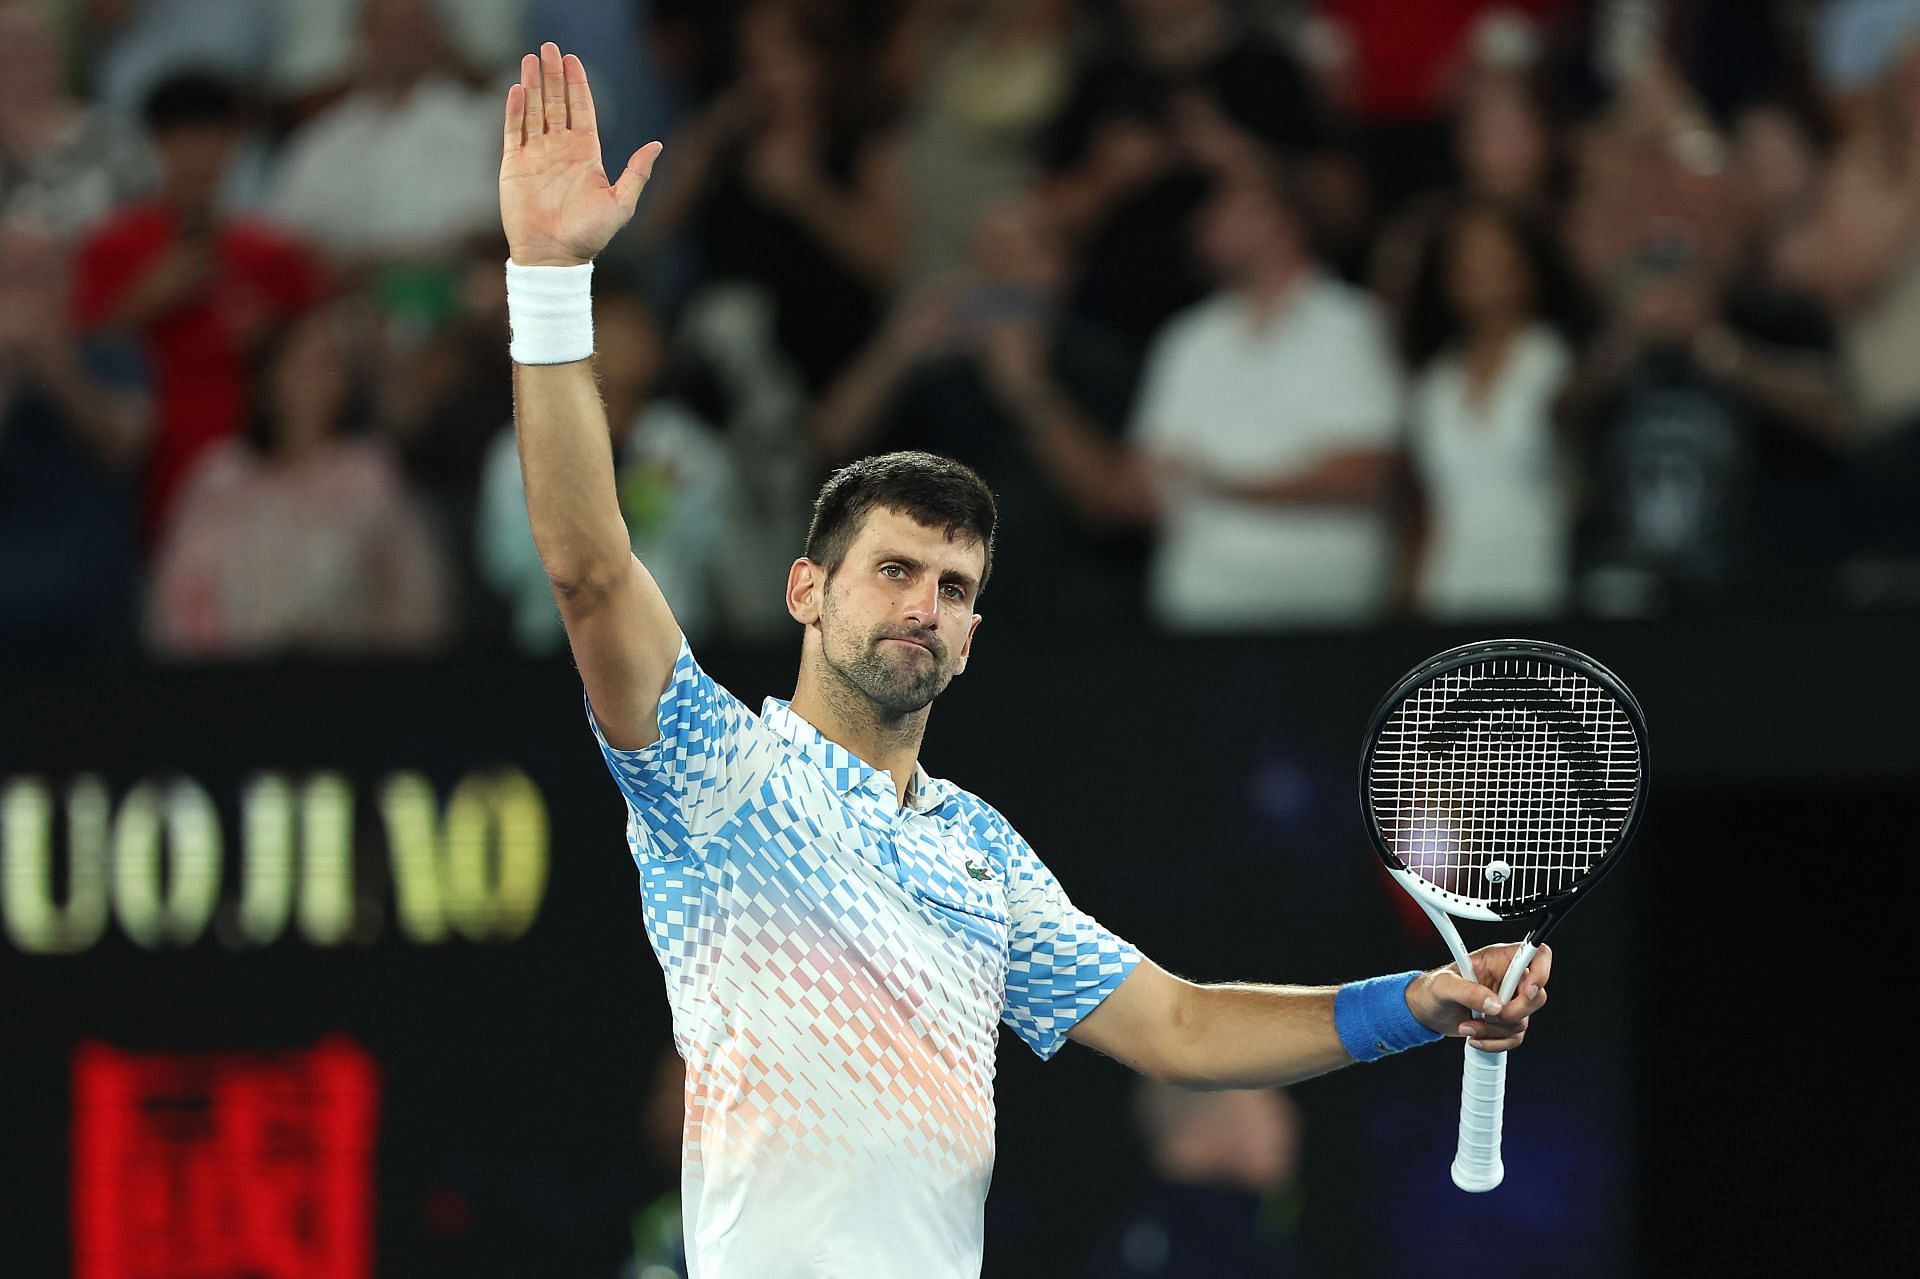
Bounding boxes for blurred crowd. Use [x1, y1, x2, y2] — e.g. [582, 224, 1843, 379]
[6, 0, 1920, 665]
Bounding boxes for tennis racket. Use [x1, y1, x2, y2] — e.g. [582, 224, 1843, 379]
[1358, 639, 1647, 1192]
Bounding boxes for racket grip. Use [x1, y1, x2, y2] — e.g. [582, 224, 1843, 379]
[1451, 1041, 1508, 1192]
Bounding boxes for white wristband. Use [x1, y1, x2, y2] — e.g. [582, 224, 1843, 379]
[505, 259, 594, 364]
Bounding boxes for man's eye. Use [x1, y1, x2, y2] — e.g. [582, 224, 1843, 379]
[880, 565, 905, 579]
[941, 585, 965, 601]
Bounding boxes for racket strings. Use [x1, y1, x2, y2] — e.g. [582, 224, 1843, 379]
[1368, 658, 1640, 911]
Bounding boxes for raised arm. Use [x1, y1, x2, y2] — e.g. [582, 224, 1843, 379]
[501, 43, 673, 749]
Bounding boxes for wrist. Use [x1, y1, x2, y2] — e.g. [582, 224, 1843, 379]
[509, 249, 591, 269]
[1334, 971, 1445, 1063]
[1001, 378, 1061, 426]
[505, 259, 595, 365]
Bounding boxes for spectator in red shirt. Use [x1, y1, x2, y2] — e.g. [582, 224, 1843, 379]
[73, 71, 329, 543]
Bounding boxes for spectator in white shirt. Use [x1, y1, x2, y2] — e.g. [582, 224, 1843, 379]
[1398, 200, 1585, 620]
[267, 0, 499, 266]
[991, 155, 1404, 630]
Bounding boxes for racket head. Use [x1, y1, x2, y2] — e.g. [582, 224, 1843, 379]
[1359, 638, 1648, 923]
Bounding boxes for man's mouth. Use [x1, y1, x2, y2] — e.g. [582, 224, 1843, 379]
[881, 635, 937, 658]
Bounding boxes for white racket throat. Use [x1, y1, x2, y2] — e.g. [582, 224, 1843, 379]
[1390, 868, 1538, 1193]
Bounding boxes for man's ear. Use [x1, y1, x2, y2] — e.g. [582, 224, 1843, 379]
[786, 558, 822, 625]
[953, 613, 982, 676]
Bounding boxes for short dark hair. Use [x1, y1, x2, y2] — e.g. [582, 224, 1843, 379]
[1401, 197, 1591, 367]
[142, 70, 244, 135]
[804, 452, 998, 594]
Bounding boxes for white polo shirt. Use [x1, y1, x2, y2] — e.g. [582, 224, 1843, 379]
[1130, 275, 1404, 630]
[590, 642, 1139, 1278]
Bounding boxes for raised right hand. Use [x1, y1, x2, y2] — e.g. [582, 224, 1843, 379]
[500, 42, 663, 267]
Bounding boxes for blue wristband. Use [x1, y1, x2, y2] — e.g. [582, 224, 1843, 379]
[1334, 971, 1444, 1063]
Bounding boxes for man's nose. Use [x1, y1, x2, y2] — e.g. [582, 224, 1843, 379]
[902, 579, 940, 626]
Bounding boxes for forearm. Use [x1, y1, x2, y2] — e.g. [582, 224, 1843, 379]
[1214, 448, 1395, 507]
[1159, 981, 1350, 1089]
[634, 124, 727, 249]
[29, 352, 147, 471]
[780, 183, 904, 287]
[809, 338, 915, 462]
[510, 359, 633, 592]
[1701, 330, 1852, 445]
[1006, 381, 1158, 528]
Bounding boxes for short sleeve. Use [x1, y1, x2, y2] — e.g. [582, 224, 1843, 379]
[1313, 297, 1405, 449]
[1125, 315, 1198, 451]
[999, 828, 1140, 1060]
[586, 638, 779, 864]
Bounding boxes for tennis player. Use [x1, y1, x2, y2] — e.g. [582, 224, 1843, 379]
[500, 43, 1552, 1278]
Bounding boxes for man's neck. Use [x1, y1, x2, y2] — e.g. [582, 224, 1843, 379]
[1238, 256, 1312, 329]
[789, 664, 929, 809]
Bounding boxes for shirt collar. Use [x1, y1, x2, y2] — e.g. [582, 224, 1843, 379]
[760, 697, 956, 815]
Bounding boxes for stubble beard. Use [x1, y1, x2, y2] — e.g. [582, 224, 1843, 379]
[820, 601, 953, 723]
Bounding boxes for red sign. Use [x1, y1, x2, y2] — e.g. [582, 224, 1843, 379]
[72, 1037, 380, 1279]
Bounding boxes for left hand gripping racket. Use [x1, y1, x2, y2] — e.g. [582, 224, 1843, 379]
[1359, 639, 1648, 1192]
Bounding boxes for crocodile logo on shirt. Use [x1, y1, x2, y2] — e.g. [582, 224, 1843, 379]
[964, 859, 993, 882]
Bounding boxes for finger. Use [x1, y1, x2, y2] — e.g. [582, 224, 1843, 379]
[521, 53, 544, 136]
[1466, 1031, 1526, 1053]
[562, 53, 595, 136]
[1527, 944, 1553, 988]
[503, 82, 526, 153]
[541, 42, 567, 130]
[1459, 1014, 1530, 1039]
[1429, 970, 1503, 1018]
[612, 141, 665, 216]
[1475, 942, 1533, 993]
[1499, 985, 1547, 1023]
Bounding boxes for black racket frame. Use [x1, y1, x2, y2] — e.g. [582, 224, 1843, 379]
[1357, 637, 1650, 942]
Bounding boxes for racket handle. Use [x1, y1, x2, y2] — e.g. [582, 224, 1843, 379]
[1452, 1038, 1508, 1191]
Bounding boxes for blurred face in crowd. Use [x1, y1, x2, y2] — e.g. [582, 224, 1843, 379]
[1135, 1080, 1300, 1193]
[737, 2, 822, 109]
[1622, 246, 1716, 349]
[592, 294, 664, 408]
[0, 222, 64, 315]
[155, 123, 236, 216]
[808, 507, 983, 721]
[0, 1, 62, 112]
[266, 312, 350, 456]
[1730, 105, 1818, 235]
[361, 0, 448, 91]
[0, 221, 68, 362]
[1194, 166, 1306, 285]
[1455, 77, 1550, 202]
[970, 196, 1067, 293]
[1119, 0, 1225, 72]
[1445, 209, 1536, 327]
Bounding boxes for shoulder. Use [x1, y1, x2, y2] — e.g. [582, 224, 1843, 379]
[281, 97, 375, 155]
[335, 438, 406, 486]
[80, 202, 166, 253]
[1145, 293, 1238, 368]
[177, 438, 258, 503]
[1303, 276, 1393, 342]
[935, 785, 1029, 858]
[222, 217, 317, 263]
[1518, 325, 1574, 382]
[1412, 350, 1464, 405]
[412, 79, 500, 135]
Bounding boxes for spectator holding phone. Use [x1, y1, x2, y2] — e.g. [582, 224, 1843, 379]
[73, 71, 329, 543]
[810, 193, 1145, 621]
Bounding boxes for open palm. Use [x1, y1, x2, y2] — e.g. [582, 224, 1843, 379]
[500, 43, 662, 267]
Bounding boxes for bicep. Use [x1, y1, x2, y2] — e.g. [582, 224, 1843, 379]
[558, 552, 683, 750]
[1066, 957, 1192, 1080]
